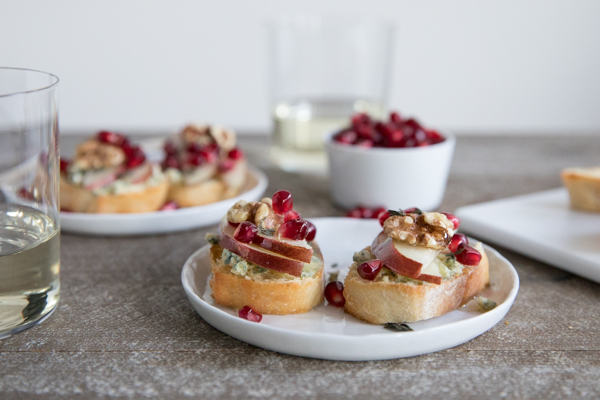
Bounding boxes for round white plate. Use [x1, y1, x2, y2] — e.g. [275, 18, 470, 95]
[182, 218, 520, 361]
[60, 167, 268, 236]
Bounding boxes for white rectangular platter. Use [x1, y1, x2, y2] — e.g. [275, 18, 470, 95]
[455, 188, 600, 284]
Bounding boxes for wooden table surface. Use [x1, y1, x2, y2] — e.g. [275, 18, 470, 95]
[1, 134, 599, 399]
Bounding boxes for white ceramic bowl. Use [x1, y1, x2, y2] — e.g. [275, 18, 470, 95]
[326, 132, 456, 210]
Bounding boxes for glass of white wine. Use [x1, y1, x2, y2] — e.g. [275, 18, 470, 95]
[268, 15, 393, 173]
[0, 67, 60, 339]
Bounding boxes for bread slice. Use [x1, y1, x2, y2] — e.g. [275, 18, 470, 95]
[343, 243, 490, 324]
[561, 166, 600, 212]
[209, 243, 324, 315]
[167, 179, 227, 207]
[60, 175, 169, 213]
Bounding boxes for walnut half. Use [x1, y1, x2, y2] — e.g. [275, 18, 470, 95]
[383, 212, 454, 250]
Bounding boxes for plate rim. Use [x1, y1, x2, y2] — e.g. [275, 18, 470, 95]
[181, 217, 520, 359]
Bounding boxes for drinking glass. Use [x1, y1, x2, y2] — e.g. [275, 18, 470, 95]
[0, 67, 60, 339]
[269, 15, 393, 173]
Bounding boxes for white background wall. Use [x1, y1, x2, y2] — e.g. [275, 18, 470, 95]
[2, 0, 600, 134]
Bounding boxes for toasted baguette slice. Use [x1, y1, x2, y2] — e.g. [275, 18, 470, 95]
[209, 243, 324, 315]
[343, 243, 489, 324]
[167, 179, 227, 207]
[60, 175, 169, 213]
[561, 166, 600, 212]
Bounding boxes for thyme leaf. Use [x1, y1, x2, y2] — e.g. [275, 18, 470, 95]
[258, 227, 275, 236]
[388, 209, 406, 217]
[384, 322, 413, 332]
[331, 263, 338, 269]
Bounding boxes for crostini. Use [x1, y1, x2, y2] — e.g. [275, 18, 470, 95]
[206, 190, 324, 316]
[162, 124, 248, 207]
[561, 166, 600, 213]
[342, 209, 489, 324]
[60, 131, 168, 213]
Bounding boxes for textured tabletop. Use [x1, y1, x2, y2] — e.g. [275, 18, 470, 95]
[1, 134, 599, 399]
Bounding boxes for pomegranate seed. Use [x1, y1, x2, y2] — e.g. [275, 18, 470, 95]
[355, 124, 373, 139]
[278, 219, 309, 240]
[204, 143, 220, 154]
[358, 206, 374, 218]
[272, 190, 293, 214]
[449, 233, 469, 253]
[455, 244, 482, 266]
[164, 141, 177, 155]
[228, 148, 244, 160]
[159, 201, 179, 211]
[199, 149, 217, 163]
[234, 221, 258, 243]
[188, 152, 206, 166]
[218, 159, 236, 173]
[405, 118, 422, 130]
[97, 131, 127, 147]
[372, 207, 386, 218]
[187, 143, 202, 153]
[390, 111, 403, 124]
[404, 207, 423, 215]
[378, 210, 391, 227]
[238, 305, 262, 322]
[355, 138, 374, 148]
[385, 129, 404, 147]
[442, 212, 460, 229]
[325, 281, 345, 307]
[284, 209, 301, 222]
[333, 129, 358, 145]
[351, 113, 370, 127]
[228, 221, 240, 228]
[162, 155, 181, 170]
[126, 146, 146, 168]
[305, 220, 317, 241]
[346, 208, 363, 218]
[375, 122, 391, 136]
[60, 159, 70, 172]
[357, 259, 383, 280]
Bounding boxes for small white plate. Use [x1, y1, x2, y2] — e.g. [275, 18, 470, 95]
[181, 218, 519, 361]
[456, 188, 600, 284]
[60, 167, 268, 236]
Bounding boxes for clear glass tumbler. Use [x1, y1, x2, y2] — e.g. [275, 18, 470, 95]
[0, 67, 60, 339]
[269, 15, 394, 173]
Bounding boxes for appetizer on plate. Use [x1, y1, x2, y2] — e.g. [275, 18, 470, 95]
[205, 190, 324, 315]
[162, 124, 247, 207]
[561, 166, 600, 213]
[60, 131, 168, 213]
[342, 209, 489, 324]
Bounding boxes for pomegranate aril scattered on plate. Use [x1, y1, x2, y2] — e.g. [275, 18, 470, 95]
[449, 233, 469, 253]
[278, 219, 309, 240]
[228, 148, 244, 160]
[238, 305, 262, 322]
[357, 259, 383, 281]
[272, 190, 293, 214]
[159, 201, 179, 211]
[284, 209, 301, 222]
[442, 212, 460, 229]
[455, 243, 482, 266]
[325, 281, 345, 307]
[305, 220, 317, 241]
[234, 221, 258, 243]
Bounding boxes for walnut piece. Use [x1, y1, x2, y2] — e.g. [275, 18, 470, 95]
[181, 124, 213, 146]
[383, 212, 454, 250]
[226, 198, 282, 231]
[72, 139, 126, 170]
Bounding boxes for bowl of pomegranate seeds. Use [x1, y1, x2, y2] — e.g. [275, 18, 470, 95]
[326, 111, 455, 210]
